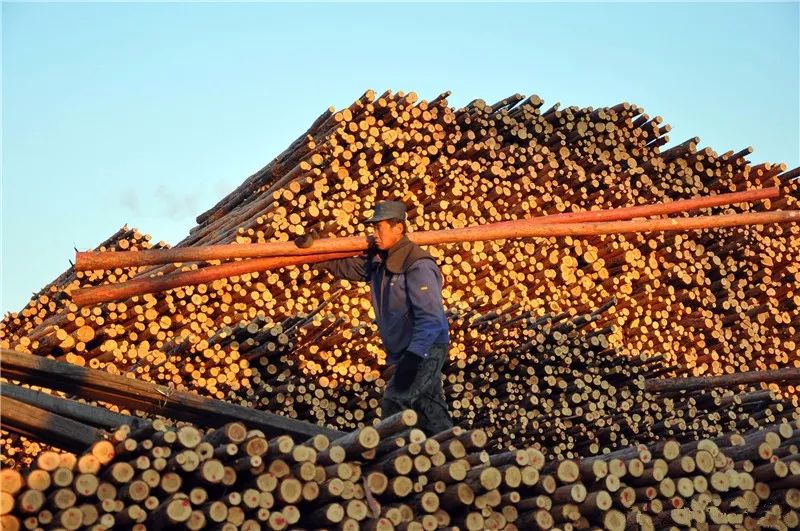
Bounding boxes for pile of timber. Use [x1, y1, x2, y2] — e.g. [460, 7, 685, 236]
[1, 411, 798, 531]
[213, 298, 800, 457]
[3, 91, 798, 382]
[1, 90, 799, 470]
[3, 297, 799, 469]
[0, 226, 170, 370]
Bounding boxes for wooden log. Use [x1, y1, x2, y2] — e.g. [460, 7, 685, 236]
[75, 186, 781, 269]
[646, 367, 800, 393]
[0, 395, 104, 452]
[0, 382, 146, 431]
[0, 349, 343, 441]
[71, 251, 356, 306]
[72, 208, 800, 304]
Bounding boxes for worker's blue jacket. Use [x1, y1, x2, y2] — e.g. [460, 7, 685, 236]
[316, 236, 449, 364]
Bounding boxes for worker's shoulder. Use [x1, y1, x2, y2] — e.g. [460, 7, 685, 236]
[402, 239, 437, 267]
[405, 254, 440, 274]
[385, 239, 437, 274]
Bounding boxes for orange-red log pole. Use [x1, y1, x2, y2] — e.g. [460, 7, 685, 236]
[71, 252, 357, 307]
[71, 209, 800, 306]
[75, 186, 780, 270]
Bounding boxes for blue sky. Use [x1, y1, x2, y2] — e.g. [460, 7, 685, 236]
[2, 2, 799, 314]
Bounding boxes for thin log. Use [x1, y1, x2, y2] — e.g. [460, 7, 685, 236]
[0, 382, 147, 431]
[73, 209, 800, 305]
[0, 395, 104, 452]
[71, 251, 356, 306]
[76, 186, 782, 270]
[646, 368, 800, 393]
[0, 349, 344, 441]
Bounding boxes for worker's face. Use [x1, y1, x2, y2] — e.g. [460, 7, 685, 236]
[372, 220, 404, 250]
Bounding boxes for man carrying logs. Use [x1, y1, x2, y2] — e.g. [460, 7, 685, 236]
[299, 200, 453, 436]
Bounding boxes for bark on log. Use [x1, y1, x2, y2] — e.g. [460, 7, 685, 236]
[0, 395, 104, 452]
[0, 382, 147, 431]
[0, 349, 343, 441]
[75, 186, 780, 270]
[646, 368, 800, 393]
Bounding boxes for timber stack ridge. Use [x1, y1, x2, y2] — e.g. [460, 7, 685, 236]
[1, 89, 799, 530]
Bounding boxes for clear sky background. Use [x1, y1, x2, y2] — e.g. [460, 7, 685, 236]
[2, 2, 799, 314]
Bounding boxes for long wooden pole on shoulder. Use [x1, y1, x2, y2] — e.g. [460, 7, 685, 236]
[74, 186, 780, 271]
[70, 208, 800, 306]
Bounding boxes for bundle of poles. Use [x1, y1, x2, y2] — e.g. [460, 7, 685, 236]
[71, 186, 796, 307]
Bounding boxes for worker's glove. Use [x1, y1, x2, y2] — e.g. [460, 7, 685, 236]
[393, 351, 422, 391]
[366, 234, 378, 251]
[296, 221, 340, 249]
[294, 228, 319, 249]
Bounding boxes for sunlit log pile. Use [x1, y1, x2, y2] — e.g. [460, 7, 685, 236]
[1, 226, 170, 366]
[2, 410, 800, 531]
[4, 290, 799, 470]
[2, 90, 799, 481]
[5, 90, 800, 376]
[0, 228, 172, 468]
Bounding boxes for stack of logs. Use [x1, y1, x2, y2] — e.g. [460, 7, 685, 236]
[2, 412, 799, 530]
[212, 297, 800, 459]
[0, 226, 171, 374]
[3, 90, 798, 386]
[4, 293, 799, 470]
[1, 91, 799, 476]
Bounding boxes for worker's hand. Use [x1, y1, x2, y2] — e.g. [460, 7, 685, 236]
[294, 228, 319, 249]
[393, 352, 422, 391]
[366, 235, 379, 255]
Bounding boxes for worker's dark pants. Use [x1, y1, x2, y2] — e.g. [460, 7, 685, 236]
[382, 343, 454, 436]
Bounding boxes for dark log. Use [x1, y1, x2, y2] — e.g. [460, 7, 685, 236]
[0, 395, 104, 452]
[0, 382, 147, 431]
[0, 349, 343, 441]
[646, 368, 800, 393]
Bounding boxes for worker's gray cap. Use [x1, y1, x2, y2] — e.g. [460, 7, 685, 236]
[364, 201, 407, 224]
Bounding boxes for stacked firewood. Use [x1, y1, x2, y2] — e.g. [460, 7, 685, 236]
[3, 300, 798, 474]
[2, 89, 799, 470]
[0, 226, 170, 371]
[2, 412, 798, 531]
[3, 91, 798, 384]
